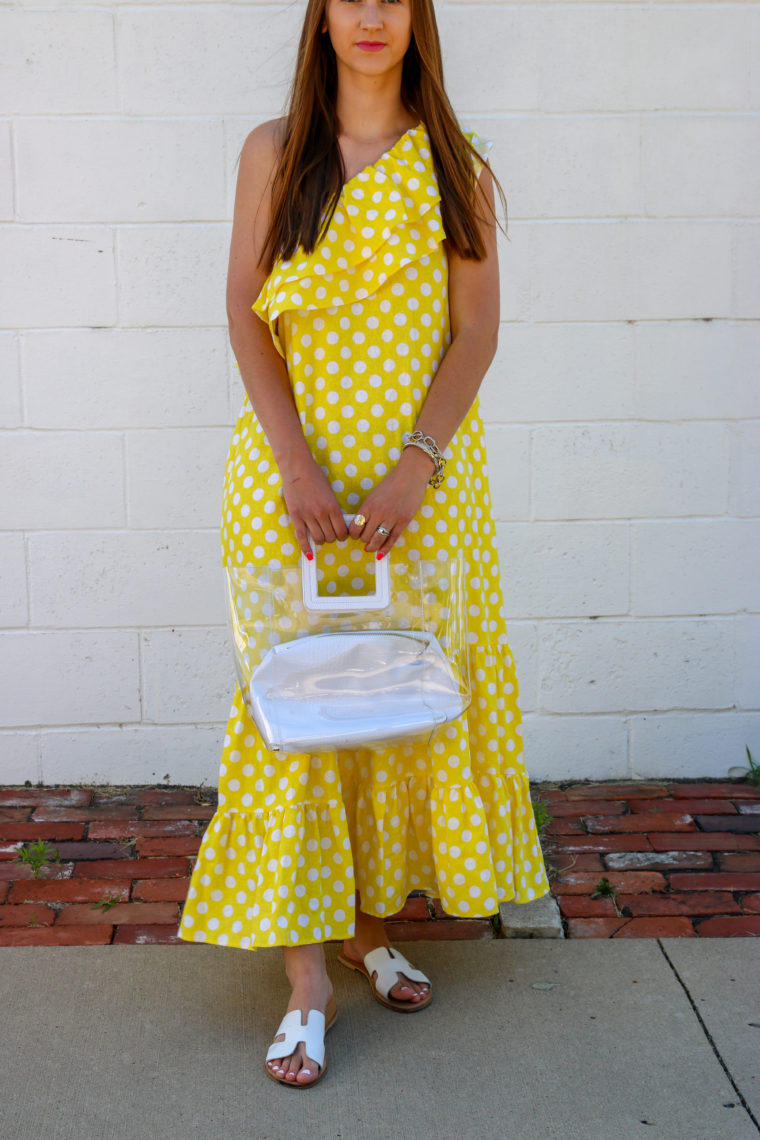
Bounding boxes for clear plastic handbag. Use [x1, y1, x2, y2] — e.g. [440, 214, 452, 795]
[226, 524, 470, 754]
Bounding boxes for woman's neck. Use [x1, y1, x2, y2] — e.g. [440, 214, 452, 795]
[334, 78, 414, 145]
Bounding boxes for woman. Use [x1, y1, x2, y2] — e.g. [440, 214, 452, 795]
[179, 0, 550, 1087]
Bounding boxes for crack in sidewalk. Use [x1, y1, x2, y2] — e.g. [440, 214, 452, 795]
[657, 939, 760, 1135]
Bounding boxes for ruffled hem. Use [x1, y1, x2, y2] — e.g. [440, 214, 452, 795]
[252, 124, 492, 356]
[178, 760, 550, 949]
[343, 765, 549, 919]
[178, 798, 357, 950]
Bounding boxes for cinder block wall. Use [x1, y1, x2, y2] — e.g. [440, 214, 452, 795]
[1, 2, 758, 785]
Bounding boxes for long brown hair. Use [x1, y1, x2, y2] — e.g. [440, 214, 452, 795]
[261, 0, 508, 271]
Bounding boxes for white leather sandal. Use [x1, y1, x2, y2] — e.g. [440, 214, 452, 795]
[337, 946, 432, 1013]
[264, 998, 338, 1088]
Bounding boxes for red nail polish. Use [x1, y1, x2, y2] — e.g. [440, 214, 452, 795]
[376, 552, 385, 560]
[305, 552, 313, 561]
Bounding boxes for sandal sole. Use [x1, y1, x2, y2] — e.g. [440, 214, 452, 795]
[337, 953, 433, 1013]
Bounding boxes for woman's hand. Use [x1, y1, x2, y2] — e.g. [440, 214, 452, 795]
[280, 454, 348, 557]
[348, 447, 434, 557]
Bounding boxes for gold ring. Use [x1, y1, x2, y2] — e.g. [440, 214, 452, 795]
[354, 513, 367, 527]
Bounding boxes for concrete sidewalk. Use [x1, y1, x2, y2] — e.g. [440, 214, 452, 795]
[1, 940, 758, 1140]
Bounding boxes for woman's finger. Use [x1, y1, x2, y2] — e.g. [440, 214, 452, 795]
[291, 518, 314, 560]
[348, 511, 368, 539]
[374, 524, 401, 560]
[363, 518, 395, 553]
[330, 509, 349, 542]
[320, 508, 349, 545]
[303, 515, 327, 549]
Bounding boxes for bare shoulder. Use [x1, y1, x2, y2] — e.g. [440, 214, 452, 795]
[239, 117, 287, 185]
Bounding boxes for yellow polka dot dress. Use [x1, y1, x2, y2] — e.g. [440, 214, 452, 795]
[178, 123, 550, 950]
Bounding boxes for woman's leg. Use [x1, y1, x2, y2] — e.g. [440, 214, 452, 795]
[266, 942, 334, 1085]
[342, 894, 430, 1004]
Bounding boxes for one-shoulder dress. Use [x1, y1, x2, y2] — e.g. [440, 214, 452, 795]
[178, 123, 551, 950]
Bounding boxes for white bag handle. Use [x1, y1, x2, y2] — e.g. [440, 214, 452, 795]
[302, 513, 391, 612]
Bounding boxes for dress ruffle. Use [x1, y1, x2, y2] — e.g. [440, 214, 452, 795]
[182, 726, 547, 949]
[181, 797, 356, 950]
[252, 125, 493, 356]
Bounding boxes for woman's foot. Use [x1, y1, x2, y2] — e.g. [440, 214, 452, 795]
[342, 909, 430, 1006]
[266, 944, 334, 1086]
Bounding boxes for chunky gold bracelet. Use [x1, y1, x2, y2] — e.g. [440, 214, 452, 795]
[402, 430, 447, 488]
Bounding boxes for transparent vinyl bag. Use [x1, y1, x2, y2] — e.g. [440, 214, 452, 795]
[226, 529, 470, 754]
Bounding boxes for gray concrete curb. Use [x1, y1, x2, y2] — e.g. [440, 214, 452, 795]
[498, 893, 565, 938]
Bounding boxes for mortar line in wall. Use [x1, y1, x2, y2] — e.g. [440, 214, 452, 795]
[111, 7, 122, 115]
[3, 624, 227, 635]
[20, 526, 220, 535]
[111, 223, 122, 329]
[10, 722, 225, 733]
[221, 113, 231, 222]
[4, 419, 759, 432]
[9, 616, 752, 635]
[6, 217, 755, 227]
[99, 1, 760, 10]
[137, 626, 146, 723]
[16, 518, 757, 538]
[7, 319, 757, 332]
[628, 518, 637, 626]
[624, 715, 633, 779]
[14, 332, 26, 428]
[21, 532, 31, 633]
[4, 712, 753, 729]
[121, 429, 129, 528]
[637, 110, 645, 220]
[9, 118, 18, 223]
[7, 218, 760, 228]
[9, 110, 760, 121]
[527, 427, 535, 523]
[520, 709, 756, 718]
[1, 424, 236, 433]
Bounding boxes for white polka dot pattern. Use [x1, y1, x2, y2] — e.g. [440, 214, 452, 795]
[178, 125, 550, 951]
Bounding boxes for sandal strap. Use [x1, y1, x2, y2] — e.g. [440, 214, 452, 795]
[363, 947, 430, 1001]
[266, 1009, 326, 1068]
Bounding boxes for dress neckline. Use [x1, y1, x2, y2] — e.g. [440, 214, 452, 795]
[341, 121, 423, 192]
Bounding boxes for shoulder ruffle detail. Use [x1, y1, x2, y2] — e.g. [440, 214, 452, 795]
[461, 127, 494, 180]
[252, 123, 444, 354]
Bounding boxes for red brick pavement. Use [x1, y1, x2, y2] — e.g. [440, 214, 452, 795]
[0, 780, 758, 944]
[544, 781, 760, 938]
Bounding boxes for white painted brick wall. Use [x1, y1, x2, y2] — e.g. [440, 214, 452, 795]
[0, 1, 757, 785]
[0, 432, 126, 529]
[116, 225, 229, 327]
[531, 424, 731, 520]
[631, 522, 760, 617]
[494, 523, 630, 618]
[0, 534, 27, 628]
[737, 617, 760, 711]
[125, 429, 231, 528]
[28, 533, 226, 628]
[141, 627, 235, 725]
[0, 333, 22, 427]
[22, 329, 231, 429]
[539, 619, 736, 714]
[16, 120, 227, 223]
[0, 227, 117, 328]
[0, 631, 139, 727]
[0, 123, 13, 221]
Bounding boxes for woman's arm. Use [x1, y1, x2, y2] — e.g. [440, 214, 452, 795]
[227, 121, 348, 555]
[352, 163, 500, 555]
